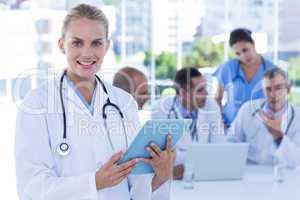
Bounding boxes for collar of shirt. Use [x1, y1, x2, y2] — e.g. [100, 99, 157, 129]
[262, 101, 288, 118]
[175, 96, 198, 119]
[65, 75, 97, 115]
[237, 62, 265, 84]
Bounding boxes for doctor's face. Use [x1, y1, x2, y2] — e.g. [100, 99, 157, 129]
[182, 76, 208, 109]
[59, 18, 110, 81]
[263, 74, 291, 112]
[232, 41, 257, 67]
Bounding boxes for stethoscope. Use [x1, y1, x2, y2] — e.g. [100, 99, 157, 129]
[167, 96, 199, 141]
[56, 70, 128, 156]
[251, 101, 295, 136]
[167, 96, 179, 119]
[224, 56, 267, 112]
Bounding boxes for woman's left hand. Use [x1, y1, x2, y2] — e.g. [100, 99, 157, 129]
[139, 135, 176, 190]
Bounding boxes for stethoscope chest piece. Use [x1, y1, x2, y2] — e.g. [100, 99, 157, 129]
[56, 142, 71, 156]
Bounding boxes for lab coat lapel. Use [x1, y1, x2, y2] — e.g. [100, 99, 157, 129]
[93, 78, 109, 119]
[91, 79, 115, 156]
[173, 100, 183, 119]
[196, 108, 208, 143]
[60, 76, 92, 117]
[93, 81, 126, 154]
[281, 103, 293, 136]
[173, 101, 194, 146]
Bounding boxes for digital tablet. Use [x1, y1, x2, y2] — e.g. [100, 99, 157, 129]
[118, 119, 192, 174]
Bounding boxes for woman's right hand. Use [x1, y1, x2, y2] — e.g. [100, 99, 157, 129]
[95, 151, 137, 190]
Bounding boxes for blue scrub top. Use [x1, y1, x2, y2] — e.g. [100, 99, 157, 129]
[66, 75, 97, 115]
[213, 57, 275, 127]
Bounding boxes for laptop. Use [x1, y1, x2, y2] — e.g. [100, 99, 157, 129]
[185, 143, 249, 181]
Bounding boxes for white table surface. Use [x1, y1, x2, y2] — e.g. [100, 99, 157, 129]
[171, 165, 300, 200]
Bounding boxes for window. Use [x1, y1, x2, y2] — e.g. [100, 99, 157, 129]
[0, 79, 7, 97]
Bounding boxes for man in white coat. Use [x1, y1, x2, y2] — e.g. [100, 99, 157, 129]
[151, 67, 225, 179]
[228, 67, 300, 168]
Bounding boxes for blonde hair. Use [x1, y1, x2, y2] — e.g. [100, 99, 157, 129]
[61, 3, 109, 39]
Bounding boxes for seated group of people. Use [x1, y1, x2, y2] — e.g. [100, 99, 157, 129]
[113, 65, 300, 179]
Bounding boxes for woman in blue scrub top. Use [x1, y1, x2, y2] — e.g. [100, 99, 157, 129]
[214, 28, 275, 128]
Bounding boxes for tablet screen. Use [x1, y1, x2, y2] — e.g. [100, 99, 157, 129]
[118, 119, 192, 174]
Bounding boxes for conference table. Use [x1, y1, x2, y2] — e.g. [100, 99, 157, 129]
[171, 165, 300, 200]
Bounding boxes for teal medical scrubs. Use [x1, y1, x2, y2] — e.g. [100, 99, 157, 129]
[213, 57, 274, 127]
[66, 75, 97, 115]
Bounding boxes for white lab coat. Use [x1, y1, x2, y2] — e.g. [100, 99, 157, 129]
[227, 98, 300, 168]
[15, 71, 170, 200]
[151, 96, 225, 165]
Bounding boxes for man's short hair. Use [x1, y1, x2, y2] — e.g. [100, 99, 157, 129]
[113, 67, 146, 93]
[264, 67, 288, 81]
[174, 67, 202, 94]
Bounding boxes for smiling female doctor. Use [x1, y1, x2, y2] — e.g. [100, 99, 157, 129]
[15, 4, 172, 200]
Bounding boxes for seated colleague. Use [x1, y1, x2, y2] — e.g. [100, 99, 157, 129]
[227, 67, 300, 168]
[113, 67, 149, 109]
[151, 67, 225, 179]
